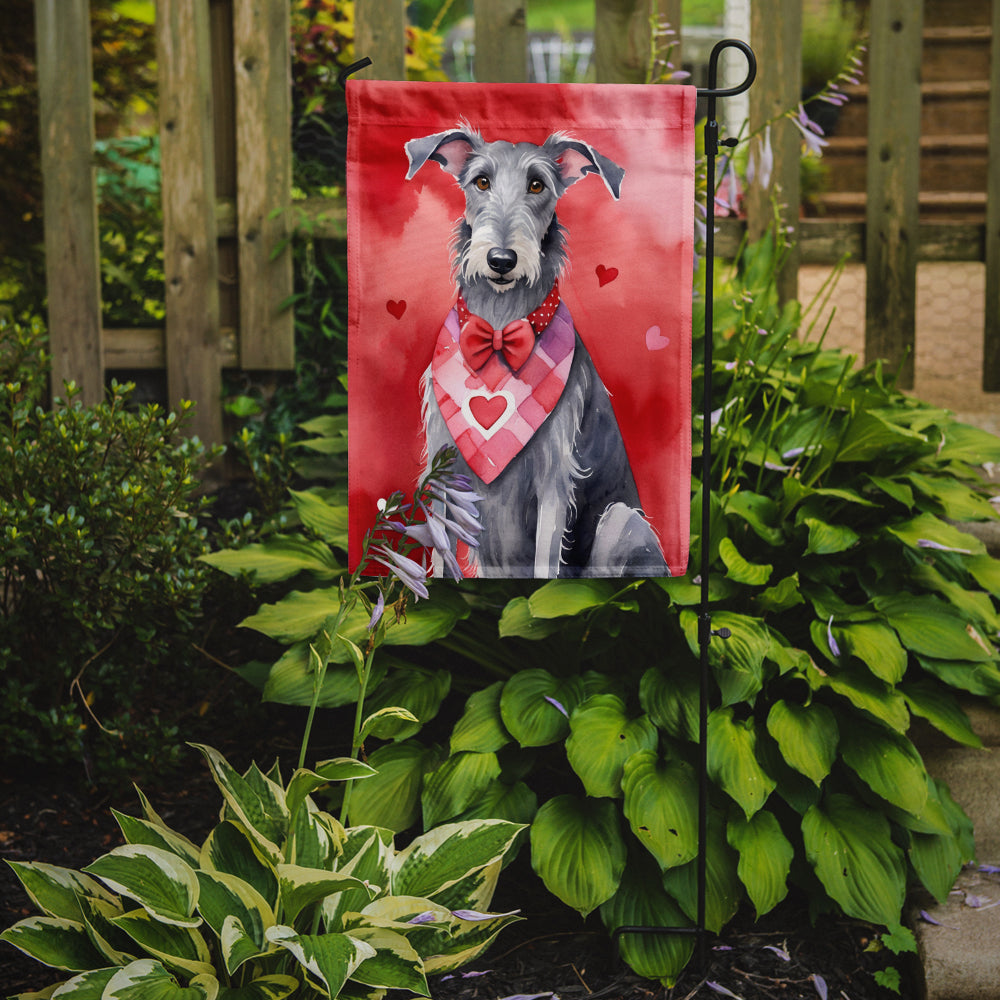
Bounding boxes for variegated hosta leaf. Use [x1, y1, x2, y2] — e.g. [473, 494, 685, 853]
[344, 926, 429, 995]
[420, 752, 501, 829]
[4, 862, 118, 922]
[191, 745, 288, 863]
[391, 820, 524, 901]
[727, 810, 793, 917]
[661, 811, 742, 934]
[102, 958, 218, 999]
[361, 667, 452, 741]
[323, 829, 393, 931]
[46, 966, 118, 997]
[421, 906, 523, 975]
[802, 793, 906, 926]
[285, 760, 375, 824]
[78, 894, 136, 966]
[838, 718, 929, 817]
[599, 854, 694, 987]
[529, 795, 626, 917]
[499, 670, 585, 747]
[0, 916, 107, 971]
[565, 695, 658, 799]
[707, 707, 776, 819]
[110, 908, 214, 979]
[421, 859, 501, 916]
[200, 822, 278, 910]
[265, 926, 376, 998]
[765, 700, 838, 786]
[347, 740, 442, 832]
[621, 751, 699, 871]
[195, 871, 274, 974]
[214, 975, 299, 1000]
[288, 801, 343, 870]
[277, 865, 376, 925]
[83, 846, 200, 928]
[450, 682, 511, 754]
[112, 811, 202, 868]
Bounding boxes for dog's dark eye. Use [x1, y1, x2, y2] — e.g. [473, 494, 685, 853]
[528, 178, 545, 194]
[474, 175, 491, 191]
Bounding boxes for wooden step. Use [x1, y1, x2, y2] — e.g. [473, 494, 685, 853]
[922, 0, 991, 28]
[812, 190, 987, 222]
[822, 134, 988, 193]
[922, 25, 993, 83]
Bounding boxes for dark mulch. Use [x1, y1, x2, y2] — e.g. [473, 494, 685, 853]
[1, 748, 915, 1000]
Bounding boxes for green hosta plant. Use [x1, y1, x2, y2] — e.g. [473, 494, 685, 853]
[341, 235, 998, 985]
[1, 743, 523, 999]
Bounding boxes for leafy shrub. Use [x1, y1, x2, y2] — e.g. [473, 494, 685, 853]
[211, 233, 1000, 984]
[1, 743, 524, 998]
[0, 317, 220, 783]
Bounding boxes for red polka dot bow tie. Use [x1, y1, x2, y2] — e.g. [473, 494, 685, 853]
[457, 283, 561, 373]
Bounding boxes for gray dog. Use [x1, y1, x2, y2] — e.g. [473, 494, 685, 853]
[405, 122, 667, 578]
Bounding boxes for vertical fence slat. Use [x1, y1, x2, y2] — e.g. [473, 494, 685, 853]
[157, 0, 222, 444]
[594, 0, 652, 84]
[233, 0, 294, 370]
[660, 0, 682, 69]
[864, 0, 923, 389]
[355, 0, 406, 80]
[983, 0, 1000, 390]
[34, 0, 103, 405]
[746, 0, 801, 305]
[474, 0, 527, 82]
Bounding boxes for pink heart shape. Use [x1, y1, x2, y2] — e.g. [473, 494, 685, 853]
[386, 299, 407, 319]
[595, 264, 618, 287]
[645, 325, 670, 351]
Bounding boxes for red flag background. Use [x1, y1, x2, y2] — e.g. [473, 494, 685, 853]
[347, 80, 696, 577]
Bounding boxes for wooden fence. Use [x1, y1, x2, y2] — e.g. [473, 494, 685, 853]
[33, 0, 1000, 445]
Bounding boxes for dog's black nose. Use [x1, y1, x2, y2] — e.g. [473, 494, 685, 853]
[486, 248, 517, 275]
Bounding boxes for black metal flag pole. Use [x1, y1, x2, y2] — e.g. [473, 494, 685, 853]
[612, 38, 756, 972]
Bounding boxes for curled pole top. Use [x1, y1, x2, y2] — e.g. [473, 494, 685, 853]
[697, 39, 756, 99]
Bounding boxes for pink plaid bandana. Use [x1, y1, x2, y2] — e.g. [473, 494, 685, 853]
[431, 297, 576, 484]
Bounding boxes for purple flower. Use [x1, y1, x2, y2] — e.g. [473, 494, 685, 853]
[706, 983, 742, 999]
[544, 695, 569, 718]
[369, 544, 429, 600]
[451, 908, 520, 921]
[812, 974, 828, 1000]
[407, 911, 438, 925]
[763, 944, 790, 961]
[367, 590, 385, 631]
[791, 104, 829, 156]
[827, 616, 841, 658]
[747, 125, 773, 191]
[917, 538, 973, 554]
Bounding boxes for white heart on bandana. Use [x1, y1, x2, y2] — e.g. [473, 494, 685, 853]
[461, 389, 515, 440]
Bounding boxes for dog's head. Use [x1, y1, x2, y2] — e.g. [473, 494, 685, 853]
[405, 123, 624, 303]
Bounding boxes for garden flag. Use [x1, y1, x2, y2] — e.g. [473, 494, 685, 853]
[347, 80, 696, 579]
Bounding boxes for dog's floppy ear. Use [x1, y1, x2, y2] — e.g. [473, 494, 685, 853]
[405, 127, 481, 180]
[543, 134, 625, 200]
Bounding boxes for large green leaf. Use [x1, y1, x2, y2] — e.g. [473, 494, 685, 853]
[346, 740, 441, 832]
[680, 610, 771, 706]
[103, 959, 218, 1000]
[277, 865, 373, 925]
[497, 597, 565, 639]
[727, 811, 793, 918]
[724, 490, 784, 545]
[660, 810, 741, 934]
[421, 751, 502, 828]
[565, 695, 658, 798]
[875, 594, 995, 662]
[33, 967, 117, 998]
[901, 680, 982, 748]
[527, 578, 620, 617]
[83, 846, 200, 928]
[216, 976, 299, 1000]
[807, 660, 909, 732]
[906, 472, 998, 522]
[835, 410, 927, 463]
[288, 489, 349, 546]
[839, 718, 928, 817]
[707, 708, 776, 818]
[285, 759, 376, 823]
[452, 779, 538, 827]
[803, 517, 859, 556]
[260, 643, 387, 709]
[916, 655, 1000, 697]
[392, 820, 524, 901]
[765, 700, 838, 786]
[362, 667, 451, 741]
[195, 871, 273, 974]
[499, 670, 584, 747]
[718, 537, 772, 585]
[834, 621, 907, 684]
[450, 682, 511, 754]
[530, 795, 626, 917]
[802, 793, 906, 926]
[200, 535, 342, 584]
[621, 751, 699, 871]
[886, 512, 985, 557]
[0, 916, 107, 972]
[639, 664, 699, 743]
[4, 862, 118, 923]
[265, 926, 374, 997]
[112, 812, 201, 869]
[599, 853, 694, 987]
